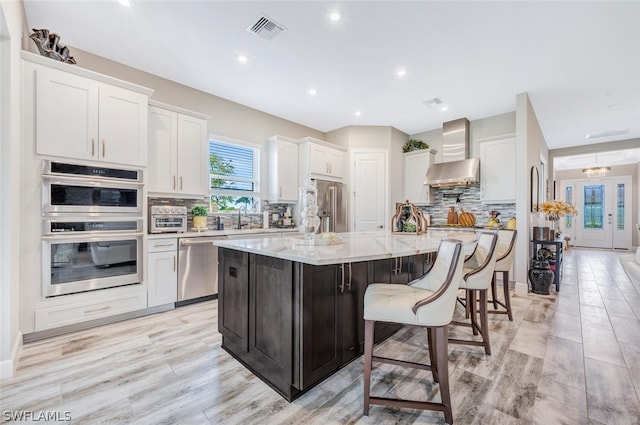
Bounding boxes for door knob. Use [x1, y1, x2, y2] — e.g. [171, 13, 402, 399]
[377, 225, 383, 229]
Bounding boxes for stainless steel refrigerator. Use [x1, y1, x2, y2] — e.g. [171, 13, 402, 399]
[314, 179, 346, 233]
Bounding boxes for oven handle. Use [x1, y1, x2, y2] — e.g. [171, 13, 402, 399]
[180, 237, 227, 246]
[42, 231, 145, 241]
[42, 174, 144, 187]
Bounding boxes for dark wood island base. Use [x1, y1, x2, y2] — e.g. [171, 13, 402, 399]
[217, 247, 431, 401]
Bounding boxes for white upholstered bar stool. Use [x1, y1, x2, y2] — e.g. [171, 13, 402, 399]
[363, 239, 465, 425]
[449, 232, 499, 355]
[489, 230, 518, 321]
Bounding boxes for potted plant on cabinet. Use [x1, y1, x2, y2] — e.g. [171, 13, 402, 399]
[192, 205, 209, 229]
[402, 139, 429, 153]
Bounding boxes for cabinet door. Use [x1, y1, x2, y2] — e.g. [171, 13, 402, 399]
[342, 262, 367, 362]
[309, 143, 328, 175]
[98, 84, 148, 166]
[219, 248, 250, 355]
[147, 251, 177, 307]
[300, 263, 343, 389]
[480, 137, 516, 202]
[147, 107, 178, 194]
[327, 148, 344, 178]
[36, 66, 99, 161]
[404, 151, 434, 205]
[248, 254, 294, 394]
[177, 114, 209, 196]
[268, 139, 299, 203]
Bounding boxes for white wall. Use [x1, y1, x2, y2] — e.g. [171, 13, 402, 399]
[0, 0, 26, 379]
[515, 92, 549, 287]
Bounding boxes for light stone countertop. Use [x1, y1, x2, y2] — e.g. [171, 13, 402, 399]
[213, 230, 478, 265]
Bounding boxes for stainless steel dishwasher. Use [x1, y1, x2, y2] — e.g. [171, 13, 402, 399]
[177, 236, 227, 306]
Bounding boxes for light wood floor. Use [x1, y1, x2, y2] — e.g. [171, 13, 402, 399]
[2, 248, 640, 424]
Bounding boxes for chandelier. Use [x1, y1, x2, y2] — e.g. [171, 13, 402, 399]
[582, 153, 611, 177]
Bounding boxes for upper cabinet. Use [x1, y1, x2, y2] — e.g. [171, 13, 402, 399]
[299, 137, 346, 182]
[403, 150, 436, 205]
[31, 57, 151, 167]
[147, 102, 210, 198]
[480, 136, 516, 203]
[266, 136, 299, 203]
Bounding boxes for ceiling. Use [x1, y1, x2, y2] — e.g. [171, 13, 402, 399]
[23, 1, 640, 152]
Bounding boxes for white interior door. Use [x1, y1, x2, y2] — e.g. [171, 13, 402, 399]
[571, 176, 632, 249]
[352, 150, 387, 232]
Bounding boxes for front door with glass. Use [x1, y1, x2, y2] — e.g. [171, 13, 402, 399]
[561, 176, 632, 249]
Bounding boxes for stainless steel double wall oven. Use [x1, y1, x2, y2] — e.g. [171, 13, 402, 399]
[41, 161, 144, 297]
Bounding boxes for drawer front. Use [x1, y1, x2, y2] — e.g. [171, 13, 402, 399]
[35, 292, 147, 331]
[148, 238, 178, 253]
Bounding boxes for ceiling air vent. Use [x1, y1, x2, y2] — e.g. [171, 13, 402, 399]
[247, 14, 285, 41]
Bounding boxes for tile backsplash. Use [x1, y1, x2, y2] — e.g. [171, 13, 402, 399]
[148, 198, 296, 230]
[414, 185, 516, 226]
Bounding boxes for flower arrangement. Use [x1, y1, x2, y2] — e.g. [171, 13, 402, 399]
[539, 200, 578, 220]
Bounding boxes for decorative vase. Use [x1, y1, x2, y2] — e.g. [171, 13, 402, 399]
[299, 177, 320, 240]
[193, 216, 207, 229]
[528, 258, 554, 295]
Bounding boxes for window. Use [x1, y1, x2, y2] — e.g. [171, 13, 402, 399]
[564, 186, 573, 229]
[583, 184, 604, 229]
[209, 137, 260, 211]
[617, 183, 625, 230]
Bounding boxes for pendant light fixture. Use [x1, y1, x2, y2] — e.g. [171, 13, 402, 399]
[582, 153, 611, 177]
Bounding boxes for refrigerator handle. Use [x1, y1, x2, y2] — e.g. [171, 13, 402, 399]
[329, 186, 337, 233]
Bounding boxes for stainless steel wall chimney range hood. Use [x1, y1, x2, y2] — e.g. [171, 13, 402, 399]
[424, 118, 479, 187]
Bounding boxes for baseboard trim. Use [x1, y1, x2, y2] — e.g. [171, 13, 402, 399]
[514, 281, 528, 295]
[0, 331, 23, 380]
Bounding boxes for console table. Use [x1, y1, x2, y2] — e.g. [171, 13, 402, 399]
[531, 238, 564, 291]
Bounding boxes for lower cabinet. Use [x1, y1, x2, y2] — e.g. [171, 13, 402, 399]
[147, 238, 178, 307]
[298, 261, 368, 389]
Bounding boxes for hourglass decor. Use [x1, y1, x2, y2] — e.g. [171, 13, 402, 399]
[299, 177, 320, 240]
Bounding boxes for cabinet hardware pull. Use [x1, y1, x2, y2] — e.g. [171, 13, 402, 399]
[153, 243, 174, 248]
[339, 264, 345, 293]
[84, 306, 111, 315]
[91, 138, 95, 156]
[180, 176, 183, 190]
[102, 139, 105, 157]
[173, 255, 176, 272]
[173, 176, 176, 189]
[347, 263, 352, 291]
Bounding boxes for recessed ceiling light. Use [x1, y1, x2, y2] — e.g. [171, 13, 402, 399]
[308, 88, 317, 96]
[118, 0, 131, 6]
[607, 104, 620, 110]
[440, 106, 449, 111]
[354, 110, 361, 116]
[329, 10, 341, 21]
[396, 68, 407, 78]
[237, 54, 248, 63]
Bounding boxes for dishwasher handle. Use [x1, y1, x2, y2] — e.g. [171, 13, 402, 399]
[180, 237, 227, 246]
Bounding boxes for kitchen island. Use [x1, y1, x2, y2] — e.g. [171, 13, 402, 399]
[214, 230, 477, 401]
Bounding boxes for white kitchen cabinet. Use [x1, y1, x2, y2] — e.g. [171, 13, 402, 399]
[267, 136, 299, 203]
[147, 102, 210, 198]
[403, 150, 436, 205]
[35, 64, 149, 167]
[147, 238, 178, 307]
[480, 136, 516, 203]
[299, 137, 346, 182]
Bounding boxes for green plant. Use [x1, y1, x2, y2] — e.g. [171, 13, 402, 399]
[402, 139, 429, 153]
[191, 205, 209, 217]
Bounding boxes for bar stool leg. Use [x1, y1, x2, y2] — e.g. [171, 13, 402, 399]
[502, 271, 513, 321]
[491, 274, 499, 309]
[427, 328, 439, 383]
[363, 320, 374, 416]
[435, 325, 453, 425]
[469, 290, 479, 336]
[479, 290, 491, 355]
